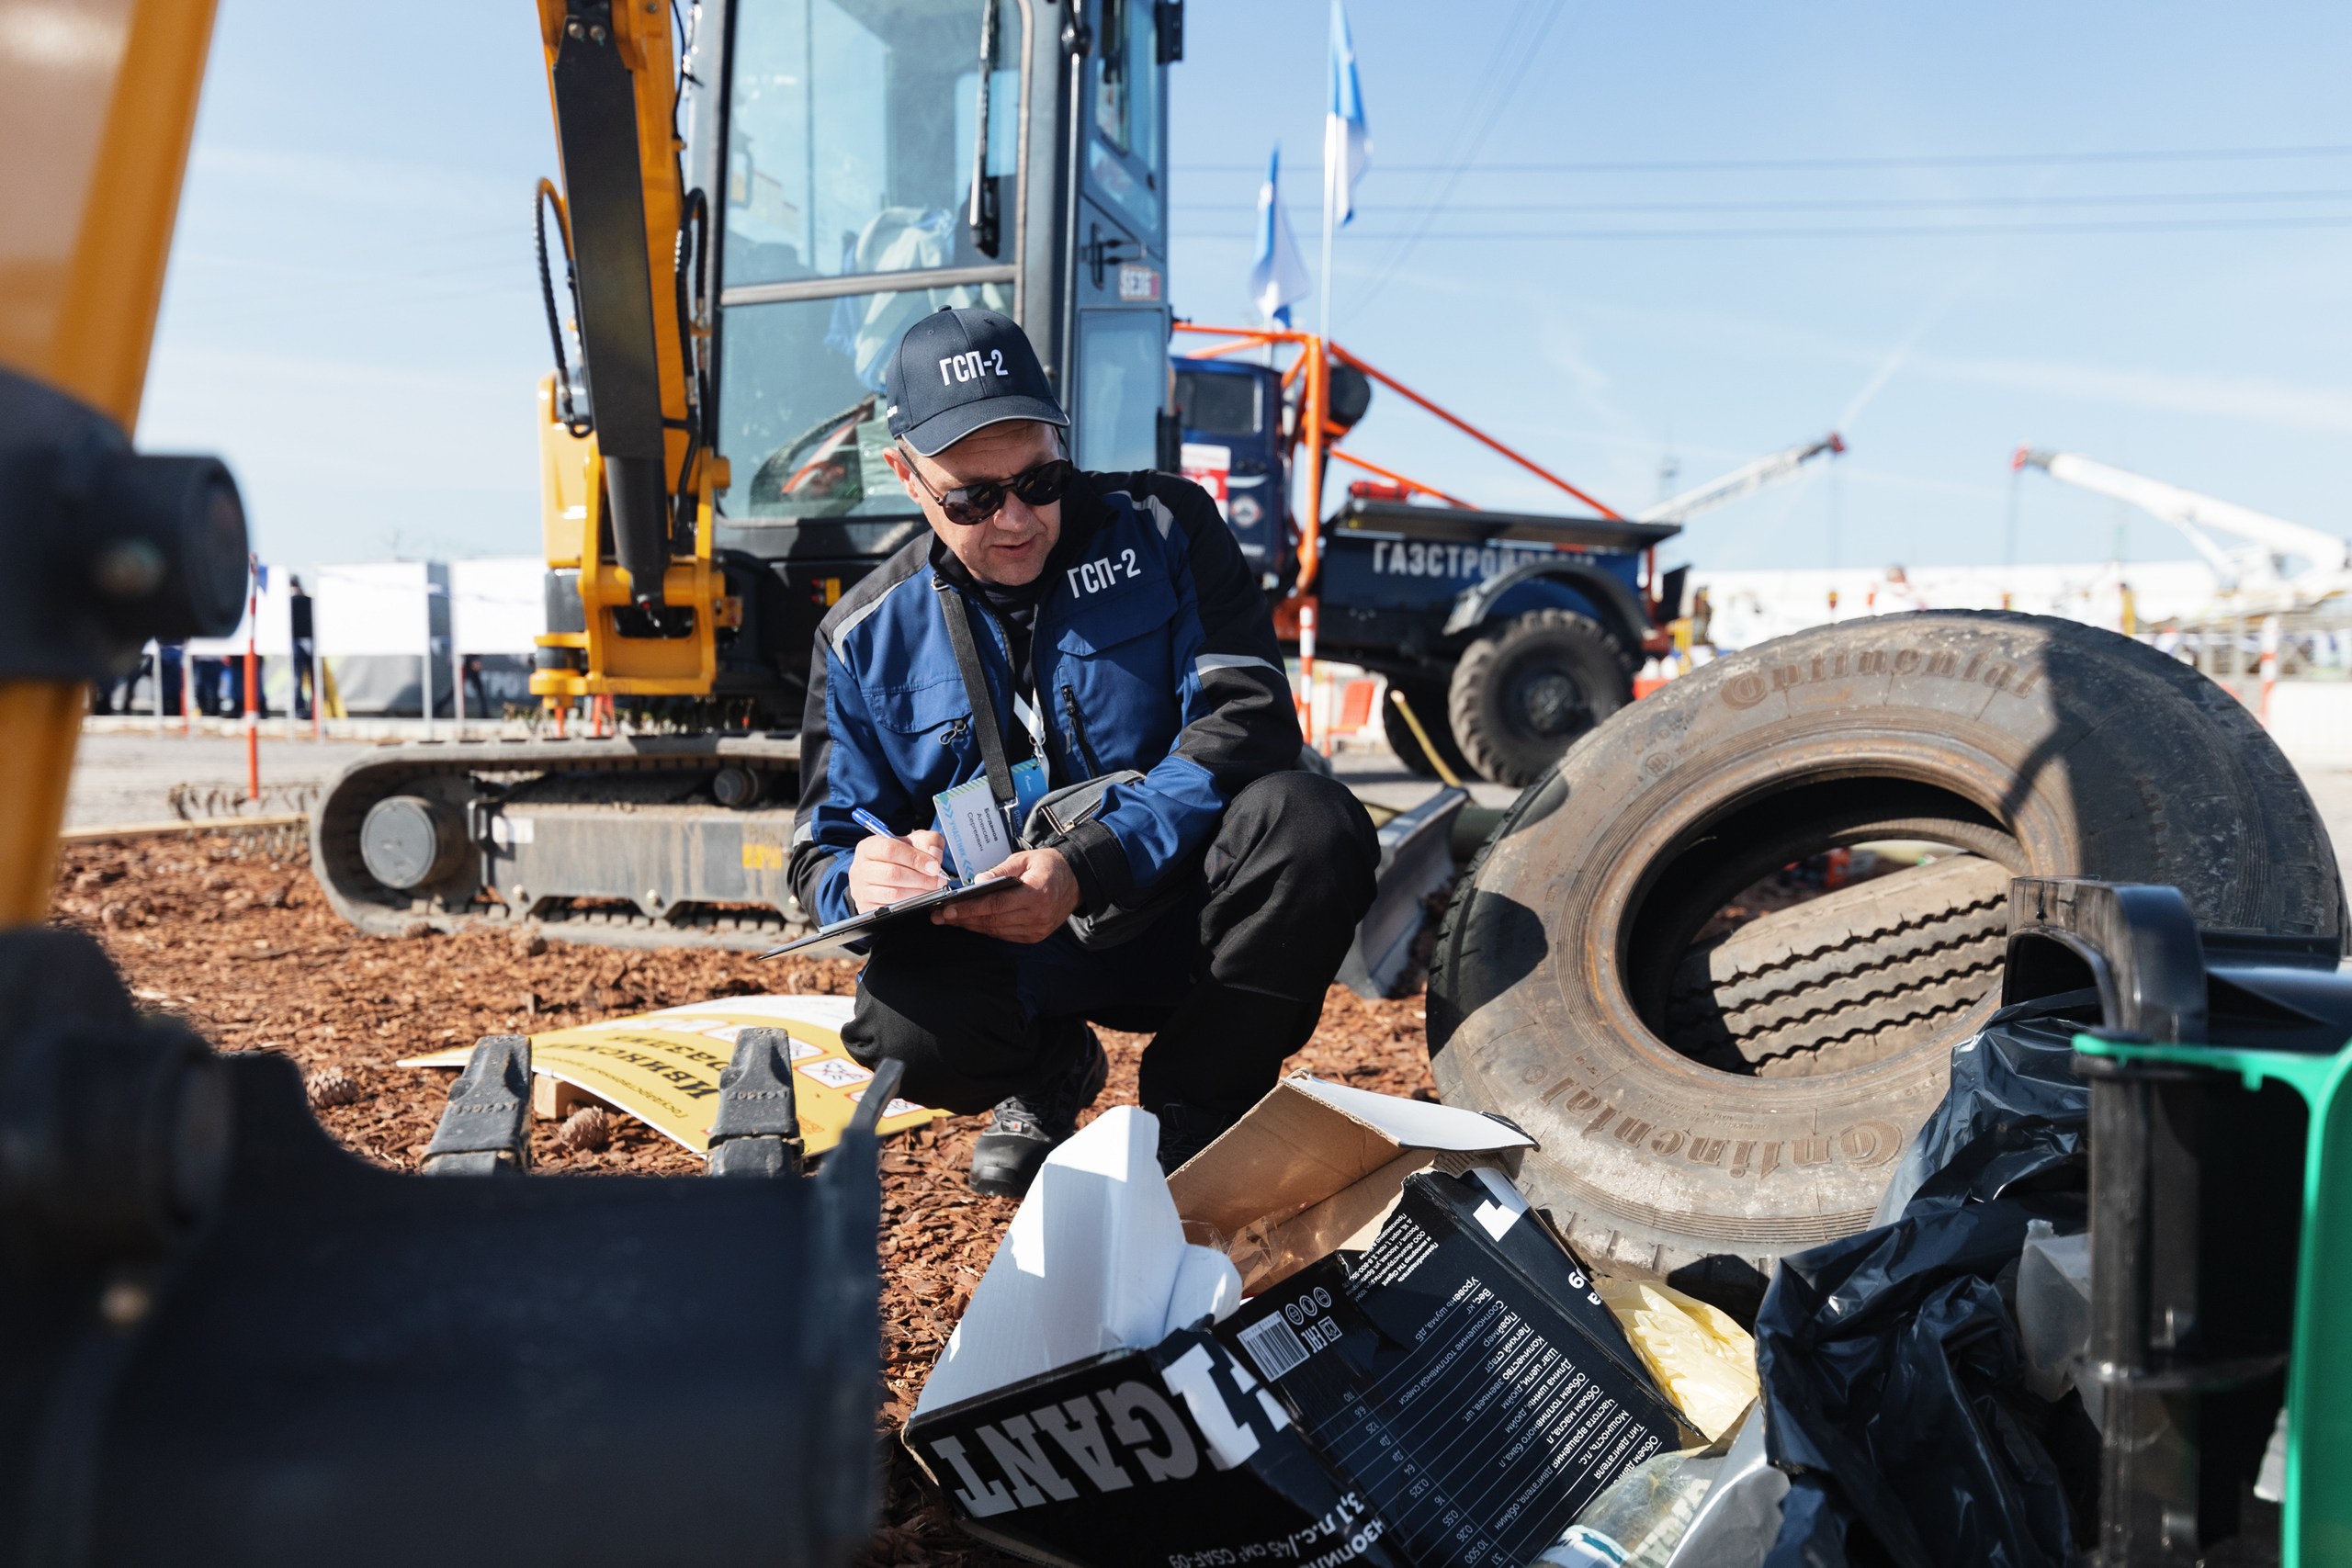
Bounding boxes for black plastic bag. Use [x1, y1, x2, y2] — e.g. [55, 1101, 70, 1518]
[1760, 1477, 1851, 1568]
[1870, 991, 2095, 1224]
[1753, 992, 2098, 1568]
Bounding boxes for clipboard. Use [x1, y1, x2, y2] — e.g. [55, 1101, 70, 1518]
[760, 875, 1012, 958]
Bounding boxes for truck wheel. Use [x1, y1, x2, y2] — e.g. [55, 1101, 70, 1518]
[1427, 611, 2342, 1312]
[1448, 610, 1634, 787]
[1382, 678, 1474, 781]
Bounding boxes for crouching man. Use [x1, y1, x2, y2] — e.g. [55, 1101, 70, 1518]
[788, 307, 1378, 1197]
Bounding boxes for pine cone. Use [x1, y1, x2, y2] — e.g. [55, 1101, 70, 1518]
[557, 1104, 612, 1153]
[305, 1067, 363, 1109]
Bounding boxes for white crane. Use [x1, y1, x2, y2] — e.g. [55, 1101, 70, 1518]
[2013, 447, 2351, 615]
[1639, 432, 1845, 525]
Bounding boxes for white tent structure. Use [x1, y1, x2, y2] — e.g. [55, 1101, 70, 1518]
[148, 558, 547, 728]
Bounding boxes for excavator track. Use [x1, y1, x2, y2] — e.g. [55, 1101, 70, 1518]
[311, 734, 808, 952]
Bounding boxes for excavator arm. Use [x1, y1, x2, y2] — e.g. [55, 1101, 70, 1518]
[529, 0, 728, 702]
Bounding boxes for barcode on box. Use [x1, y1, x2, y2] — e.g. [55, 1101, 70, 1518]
[1238, 1314, 1311, 1381]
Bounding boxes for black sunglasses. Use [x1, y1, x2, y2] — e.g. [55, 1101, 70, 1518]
[899, 446, 1077, 527]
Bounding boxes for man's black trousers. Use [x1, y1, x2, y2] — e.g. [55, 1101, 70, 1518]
[842, 771, 1380, 1120]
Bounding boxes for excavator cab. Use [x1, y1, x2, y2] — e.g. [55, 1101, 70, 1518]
[695, 0, 1181, 722]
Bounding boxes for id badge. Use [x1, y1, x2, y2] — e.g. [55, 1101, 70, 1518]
[933, 759, 1048, 881]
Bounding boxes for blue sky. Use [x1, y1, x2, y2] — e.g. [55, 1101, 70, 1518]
[144, 1, 2352, 574]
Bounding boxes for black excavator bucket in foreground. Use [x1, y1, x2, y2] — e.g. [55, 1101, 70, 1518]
[0, 925, 888, 1568]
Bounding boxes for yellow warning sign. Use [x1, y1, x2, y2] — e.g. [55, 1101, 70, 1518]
[400, 994, 941, 1156]
[741, 842, 786, 871]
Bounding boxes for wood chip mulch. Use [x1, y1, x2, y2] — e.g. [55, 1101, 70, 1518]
[51, 833, 1442, 1567]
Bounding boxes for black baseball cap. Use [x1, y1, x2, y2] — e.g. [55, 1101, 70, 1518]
[884, 306, 1069, 457]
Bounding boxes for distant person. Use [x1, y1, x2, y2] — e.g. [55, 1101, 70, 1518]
[461, 652, 489, 718]
[159, 644, 184, 716]
[189, 655, 224, 716]
[289, 575, 316, 719]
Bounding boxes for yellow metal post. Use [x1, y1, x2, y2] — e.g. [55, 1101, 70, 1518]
[0, 0, 222, 927]
[0, 683, 90, 926]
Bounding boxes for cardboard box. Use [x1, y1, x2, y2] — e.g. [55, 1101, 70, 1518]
[903, 1079, 1698, 1568]
[1170, 1076, 1538, 1294]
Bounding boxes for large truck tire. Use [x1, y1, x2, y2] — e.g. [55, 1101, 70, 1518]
[1427, 611, 2342, 1311]
[1383, 677, 1475, 781]
[1449, 609, 1634, 786]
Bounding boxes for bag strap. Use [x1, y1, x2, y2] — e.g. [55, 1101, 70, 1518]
[933, 578, 1019, 808]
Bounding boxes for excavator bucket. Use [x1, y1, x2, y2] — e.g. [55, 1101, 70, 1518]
[0, 927, 889, 1566]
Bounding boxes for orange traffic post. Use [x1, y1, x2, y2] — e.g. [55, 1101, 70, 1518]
[1296, 599, 1317, 750]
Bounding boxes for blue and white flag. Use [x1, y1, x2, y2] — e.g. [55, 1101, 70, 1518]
[1325, 0, 1371, 226]
[1249, 146, 1312, 325]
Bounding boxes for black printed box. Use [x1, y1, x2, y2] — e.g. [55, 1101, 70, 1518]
[901, 1170, 1695, 1568]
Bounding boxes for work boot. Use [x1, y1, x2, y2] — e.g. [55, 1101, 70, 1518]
[968, 1025, 1109, 1198]
[1153, 1101, 1245, 1176]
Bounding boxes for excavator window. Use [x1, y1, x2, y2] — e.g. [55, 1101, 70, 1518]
[723, 0, 1023, 289]
[720, 289, 1000, 521]
[1074, 308, 1166, 472]
[1088, 0, 1162, 237]
[714, 0, 1025, 522]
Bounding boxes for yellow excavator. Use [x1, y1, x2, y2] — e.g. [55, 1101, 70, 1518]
[312, 0, 1187, 952]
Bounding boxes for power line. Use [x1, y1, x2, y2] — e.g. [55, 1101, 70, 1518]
[1176, 187, 2352, 216]
[1346, 0, 1574, 321]
[1182, 214, 2352, 242]
[1176, 142, 2352, 176]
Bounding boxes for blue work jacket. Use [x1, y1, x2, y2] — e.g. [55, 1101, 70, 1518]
[789, 469, 1299, 927]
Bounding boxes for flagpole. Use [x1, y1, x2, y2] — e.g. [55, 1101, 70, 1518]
[1318, 128, 1336, 373]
